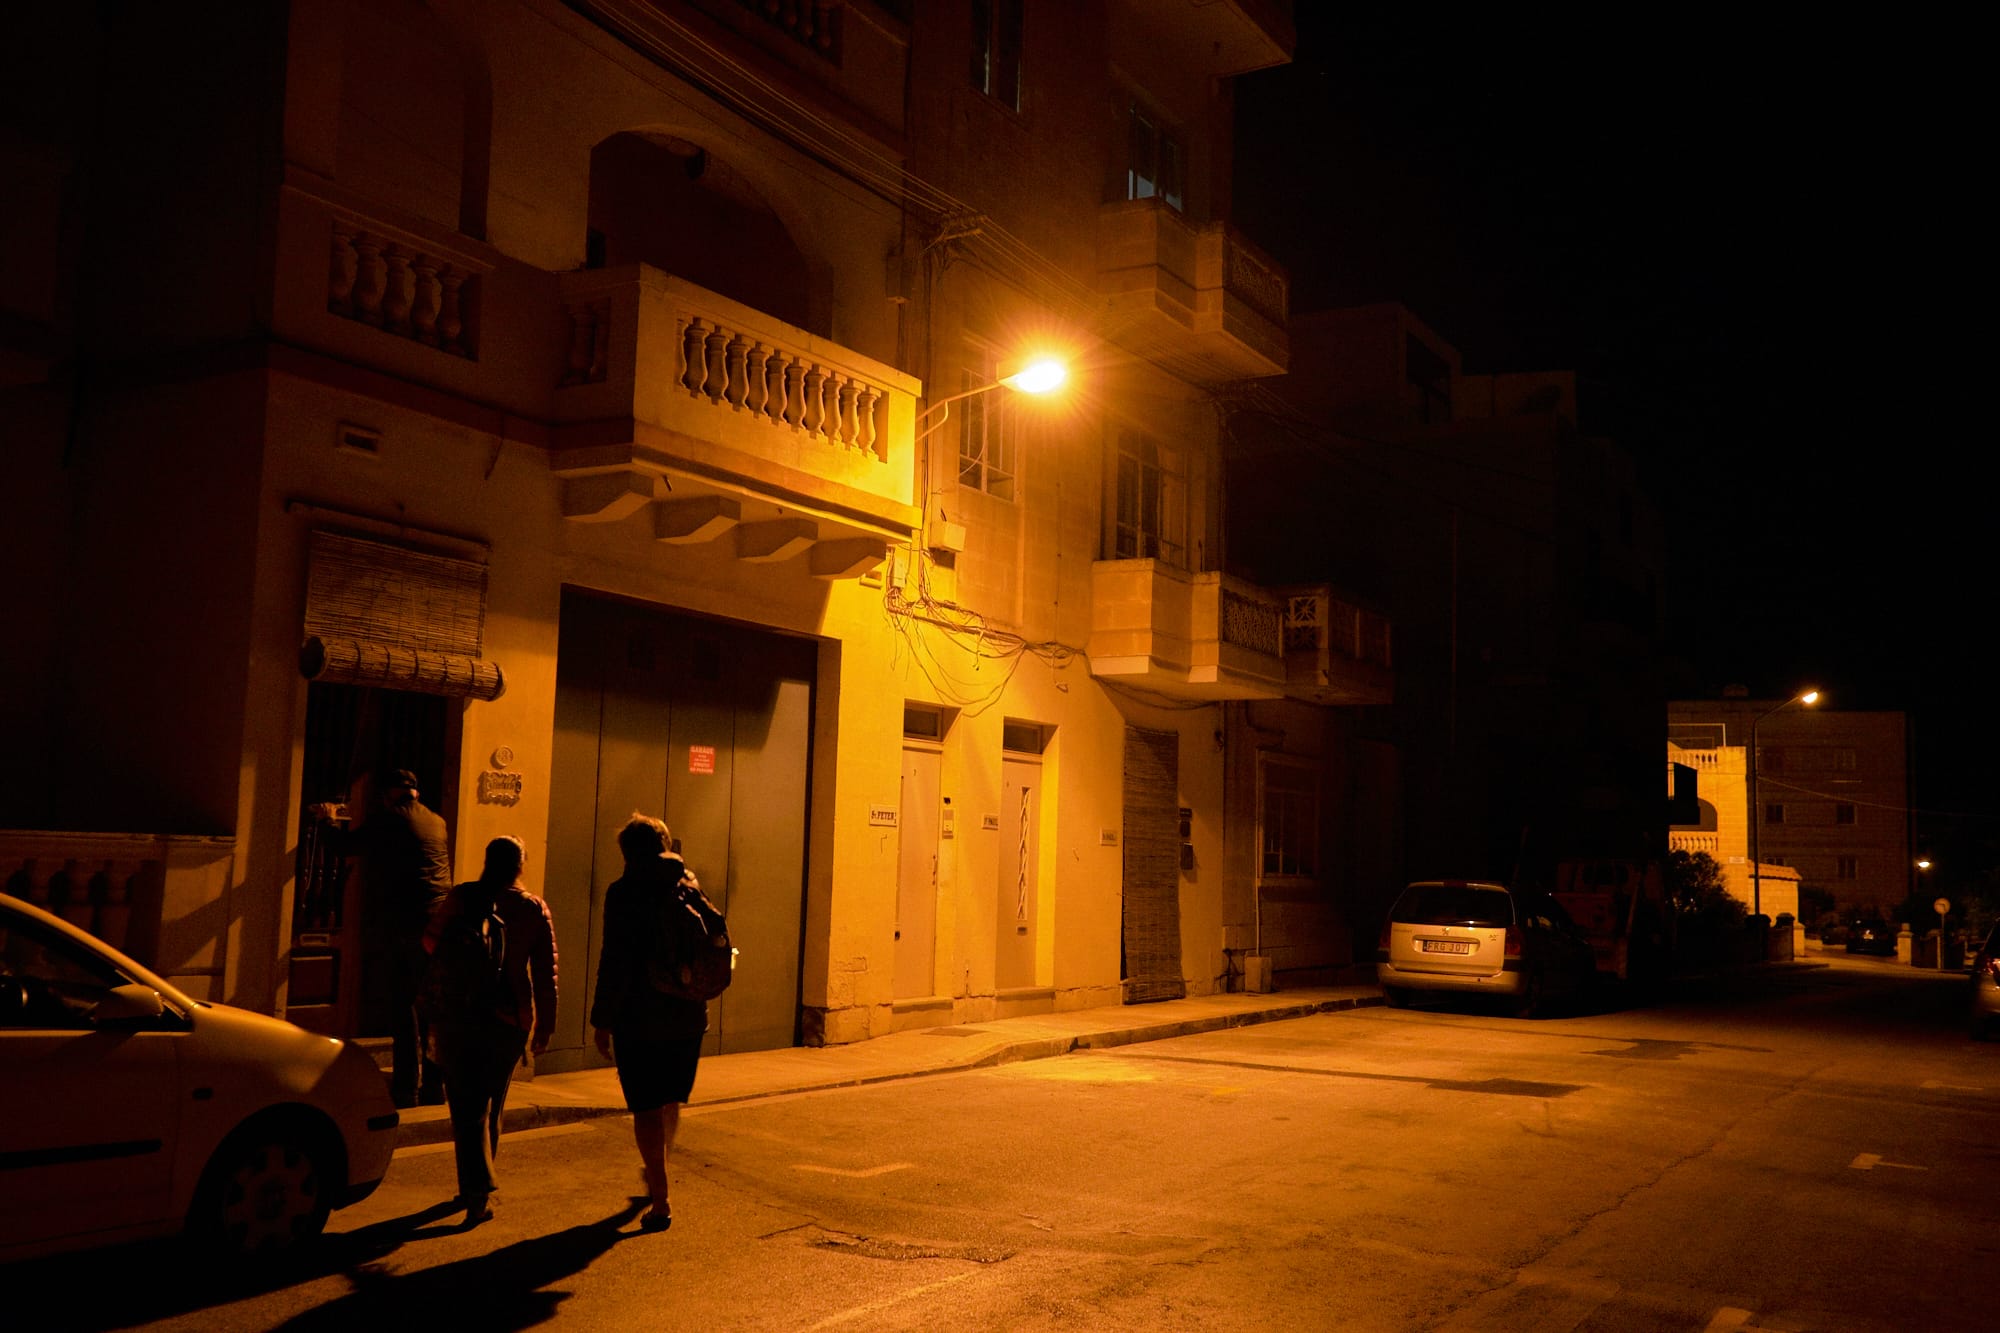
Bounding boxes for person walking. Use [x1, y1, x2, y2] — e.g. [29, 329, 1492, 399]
[424, 835, 558, 1225]
[312, 767, 453, 1107]
[590, 813, 708, 1233]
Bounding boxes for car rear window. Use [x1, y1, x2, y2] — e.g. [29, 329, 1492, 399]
[1392, 883, 1514, 928]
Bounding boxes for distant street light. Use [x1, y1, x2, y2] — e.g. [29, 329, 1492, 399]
[1917, 859, 1945, 971]
[1748, 688, 1820, 920]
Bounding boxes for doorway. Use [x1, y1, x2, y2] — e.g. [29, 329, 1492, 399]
[895, 745, 942, 999]
[547, 591, 815, 1060]
[288, 684, 453, 1037]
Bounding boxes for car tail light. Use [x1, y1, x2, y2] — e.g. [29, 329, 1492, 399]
[1986, 956, 2000, 985]
[1378, 921, 1391, 955]
[1504, 926, 1522, 959]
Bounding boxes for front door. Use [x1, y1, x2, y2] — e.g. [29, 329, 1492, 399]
[995, 758, 1041, 990]
[1121, 726, 1185, 1002]
[895, 747, 942, 999]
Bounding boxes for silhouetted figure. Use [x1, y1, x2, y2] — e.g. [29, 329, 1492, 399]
[590, 813, 707, 1232]
[314, 767, 453, 1106]
[424, 835, 558, 1225]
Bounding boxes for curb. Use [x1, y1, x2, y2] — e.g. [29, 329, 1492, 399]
[395, 993, 1384, 1148]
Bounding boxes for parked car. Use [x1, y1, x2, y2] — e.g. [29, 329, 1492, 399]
[0, 891, 399, 1262]
[1970, 921, 2000, 1040]
[1845, 918, 1898, 956]
[1377, 879, 1598, 1017]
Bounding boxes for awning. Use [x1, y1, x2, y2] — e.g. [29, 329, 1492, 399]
[299, 636, 504, 700]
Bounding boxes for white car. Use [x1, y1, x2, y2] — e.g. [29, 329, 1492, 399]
[1377, 879, 1599, 1017]
[0, 892, 398, 1261]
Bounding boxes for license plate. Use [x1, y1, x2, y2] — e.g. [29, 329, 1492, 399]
[1422, 939, 1473, 955]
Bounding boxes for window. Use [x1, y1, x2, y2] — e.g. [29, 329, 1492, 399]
[970, 0, 1022, 109]
[958, 370, 1017, 501]
[1406, 334, 1451, 424]
[904, 703, 955, 741]
[1002, 718, 1051, 754]
[1836, 803, 1856, 825]
[1837, 856, 1859, 880]
[1765, 803, 1785, 824]
[1260, 758, 1319, 879]
[1111, 430, 1186, 566]
[1124, 100, 1184, 211]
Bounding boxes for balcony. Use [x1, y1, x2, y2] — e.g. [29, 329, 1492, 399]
[549, 266, 922, 577]
[1107, 0, 1294, 77]
[1279, 587, 1393, 706]
[1098, 200, 1288, 384]
[1089, 561, 1286, 700]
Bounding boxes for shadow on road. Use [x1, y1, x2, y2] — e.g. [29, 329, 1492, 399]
[18, 1199, 464, 1333]
[273, 1199, 648, 1332]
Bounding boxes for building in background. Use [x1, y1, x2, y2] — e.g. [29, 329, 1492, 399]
[1225, 303, 1667, 936]
[1668, 695, 1909, 921]
[2, 1, 1370, 1063]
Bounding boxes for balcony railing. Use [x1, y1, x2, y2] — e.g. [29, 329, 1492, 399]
[1278, 586, 1392, 706]
[549, 266, 921, 552]
[0, 831, 237, 1000]
[1089, 560, 1286, 700]
[1098, 199, 1288, 383]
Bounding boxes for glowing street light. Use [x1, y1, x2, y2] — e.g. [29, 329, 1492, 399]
[914, 355, 1070, 445]
[1748, 687, 1820, 920]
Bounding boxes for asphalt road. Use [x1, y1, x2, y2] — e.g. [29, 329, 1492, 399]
[27, 955, 1997, 1332]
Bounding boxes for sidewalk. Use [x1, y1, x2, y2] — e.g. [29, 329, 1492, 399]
[396, 985, 1385, 1147]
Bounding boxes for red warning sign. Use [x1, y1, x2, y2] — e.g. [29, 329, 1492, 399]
[687, 745, 716, 775]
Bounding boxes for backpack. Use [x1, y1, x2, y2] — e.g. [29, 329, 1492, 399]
[424, 889, 510, 1024]
[645, 858, 736, 1002]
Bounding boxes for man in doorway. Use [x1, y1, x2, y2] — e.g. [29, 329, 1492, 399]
[314, 767, 453, 1107]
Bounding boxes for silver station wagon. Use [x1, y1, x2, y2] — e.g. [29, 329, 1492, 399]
[1377, 879, 1597, 1017]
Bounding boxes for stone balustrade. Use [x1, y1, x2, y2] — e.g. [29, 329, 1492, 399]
[0, 831, 236, 997]
[561, 293, 889, 461]
[1670, 832, 1721, 855]
[328, 218, 480, 357]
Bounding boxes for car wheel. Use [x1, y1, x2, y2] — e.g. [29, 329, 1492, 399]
[1513, 969, 1545, 1019]
[1382, 986, 1411, 1009]
[191, 1122, 332, 1257]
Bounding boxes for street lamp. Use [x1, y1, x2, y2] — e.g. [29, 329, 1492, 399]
[1748, 688, 1819, 919]
[913, 356, 1069, 447]
[1916, 859, 1943, 971]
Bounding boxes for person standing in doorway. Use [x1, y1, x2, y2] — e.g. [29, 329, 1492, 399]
[424, 835, 558, 1225]
[591, 813, 707, 1233]
[313, 767, 453, 1107]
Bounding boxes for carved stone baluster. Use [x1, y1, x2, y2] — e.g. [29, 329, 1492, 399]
[562, 303, 594, 386]
[681, 318, 710, 396]
[382, 247, 415, 335]
[588, 301, 609, 382]
[96, 860, 138, 952]
[744, 343, 771, 420]
[438, 271, 466, 354]
[836, 375, 860, 448]
[802, 364, 826, 437]
[724, 333, 749, 410]
[814, 1, 836, 52]
[352, 235, 387, 325]
[704, 326, 730, 404]
[57, 866, 95, 931]
[856, 384, 882, 458]
[410, 258, 442, 345]
[329, 224, 359, 315]
[783, 359, 807, 429]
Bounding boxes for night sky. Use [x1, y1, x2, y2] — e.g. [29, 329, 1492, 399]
[1232, 11, 1990, 847]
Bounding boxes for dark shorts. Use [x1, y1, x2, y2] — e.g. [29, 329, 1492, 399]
[614, 1034, 704, 1112]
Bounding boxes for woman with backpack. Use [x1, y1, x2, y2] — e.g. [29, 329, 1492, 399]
[590, 812, 716, 1233]
[422, 835, 559, 1225]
